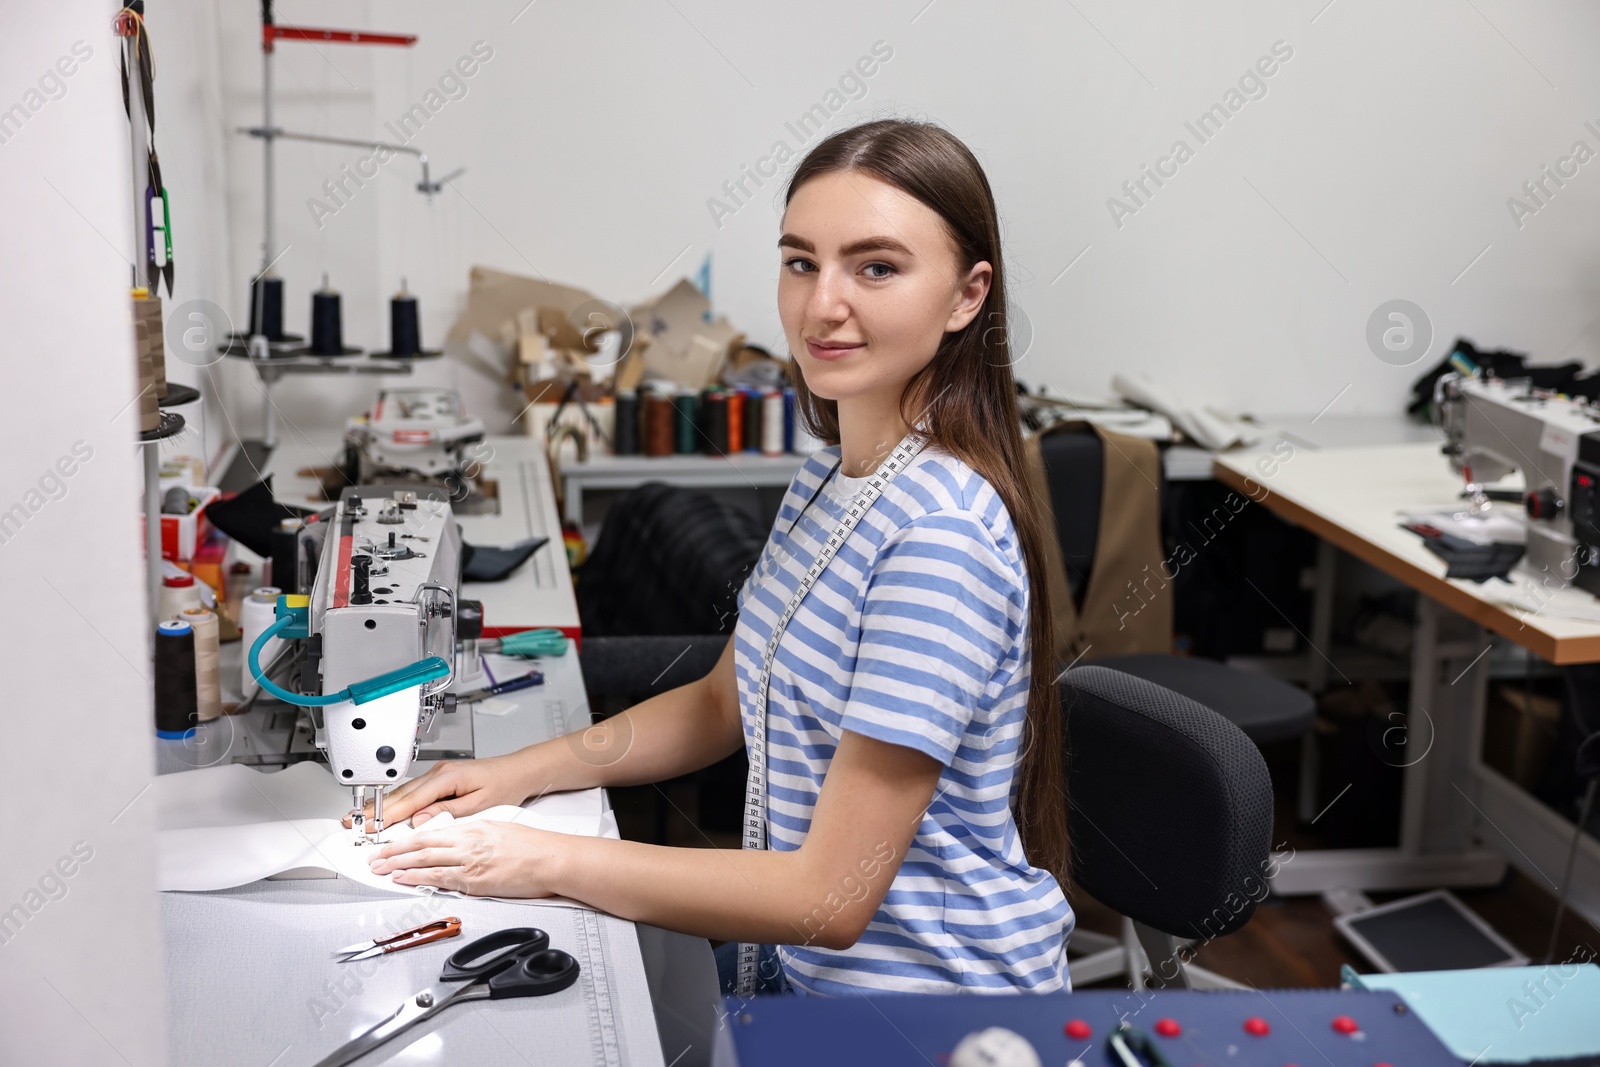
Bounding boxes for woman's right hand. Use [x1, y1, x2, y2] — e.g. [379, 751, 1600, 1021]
[343, 753, 536, 829]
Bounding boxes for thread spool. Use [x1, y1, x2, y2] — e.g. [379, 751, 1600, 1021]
[158, 572, 204, 621]
[673, 390, 699, 454]
[743, 390, 764, 453]
[701, 389, 728, 456]
[134, 314, 159, 433]
[643, 391, 674, 457]
[614, 390, 639, 455]
[133, 290, 168, 402]
[726, 387, 744, 453]
[182, 607, 222, 722]
[240, 587, 285, 699]
[310, 287, 342, 354]
[390, 290, 421, 355]
[761, 389, 785, 456]
[247, 275, 288, 341]
[694, 387, 713, 452]
[378, 280, 440, 358]
[155, 620, 198, 738]
[270, 517, 305, 595]
[305, 273, 359, 356]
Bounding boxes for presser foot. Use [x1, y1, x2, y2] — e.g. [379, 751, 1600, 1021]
[350, 786, 387, 845]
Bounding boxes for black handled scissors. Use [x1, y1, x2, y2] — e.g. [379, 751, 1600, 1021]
[311, 926, 580, 1067]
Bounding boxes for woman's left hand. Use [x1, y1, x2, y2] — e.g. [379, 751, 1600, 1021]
[367, 821, 565, 898]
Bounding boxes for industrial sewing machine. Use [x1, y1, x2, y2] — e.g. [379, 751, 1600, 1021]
[246, 485, 482, 842]
[342, 387, 495, 515]
[1435, 372, 1600, 594]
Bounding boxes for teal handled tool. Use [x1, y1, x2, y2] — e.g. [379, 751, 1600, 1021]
[479, 628, 568, 657]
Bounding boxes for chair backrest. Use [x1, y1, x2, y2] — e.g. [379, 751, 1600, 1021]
[1028, 422, 1173, 659]
[578, 634, 727, 701]
[1035, 428, 1103, 609]
[574, 481, 767, 637]
[1060, 665, 1273, 940]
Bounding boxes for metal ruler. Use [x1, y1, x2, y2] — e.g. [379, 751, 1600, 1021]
[573, 907, 624, 1066]
[736, 431, 926, 997]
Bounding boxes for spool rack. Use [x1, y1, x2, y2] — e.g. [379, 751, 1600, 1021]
[227, 2, 459, 452]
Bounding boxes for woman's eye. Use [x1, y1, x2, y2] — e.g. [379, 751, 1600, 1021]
[782, 256, 815, 274]
[863, 262, 896, 280]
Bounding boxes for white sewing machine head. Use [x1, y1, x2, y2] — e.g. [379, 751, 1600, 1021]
[345, 387, 486, 479]
[1436, 372, 1600, 593]
[306, 486, 463, 839]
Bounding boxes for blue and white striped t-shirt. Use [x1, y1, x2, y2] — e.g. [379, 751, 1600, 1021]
[732, 441, 1074, 995]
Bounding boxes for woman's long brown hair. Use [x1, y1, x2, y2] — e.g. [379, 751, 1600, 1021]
[783, 119, 1069, 889]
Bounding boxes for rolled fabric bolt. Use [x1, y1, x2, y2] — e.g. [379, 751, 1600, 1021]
[182, 607, 223, 722]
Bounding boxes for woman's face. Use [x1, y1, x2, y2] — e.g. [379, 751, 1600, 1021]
[778, 170, 990, 408]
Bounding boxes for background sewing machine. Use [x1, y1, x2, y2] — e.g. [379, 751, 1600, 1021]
[1436, 372, 1600, 595]
[342, 387, 496, 515]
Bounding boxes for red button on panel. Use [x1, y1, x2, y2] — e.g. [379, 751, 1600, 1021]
[1065, 1020, 1092, 1040]
[1155, 1019, 1182, 1037]
[1331, 1016, 1359, 1034]
[1244, 1017, 1271, 1036]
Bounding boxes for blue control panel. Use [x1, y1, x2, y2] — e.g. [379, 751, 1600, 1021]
[718, 989, 1463, 1067]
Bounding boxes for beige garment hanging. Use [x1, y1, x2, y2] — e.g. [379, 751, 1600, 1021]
[1023, 420, 1173, 664]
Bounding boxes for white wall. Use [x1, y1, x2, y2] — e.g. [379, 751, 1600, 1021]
[147, 0, 237, 480]
[210, 0, 1600, 441]
[0, 4, 171, 1064]
[0, 7, 1591, 1058]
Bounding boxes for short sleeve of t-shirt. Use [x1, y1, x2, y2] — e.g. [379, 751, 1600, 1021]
[838, 508, 1027, 765]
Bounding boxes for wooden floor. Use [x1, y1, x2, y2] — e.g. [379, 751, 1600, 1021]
[610, 753, 1600, 987]
[1067, 866, 1599, 989]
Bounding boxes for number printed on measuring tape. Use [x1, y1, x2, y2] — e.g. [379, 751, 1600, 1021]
[733, 431, 927, 998]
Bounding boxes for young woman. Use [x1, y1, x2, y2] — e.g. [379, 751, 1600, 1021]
[362, 118, 1074, 996]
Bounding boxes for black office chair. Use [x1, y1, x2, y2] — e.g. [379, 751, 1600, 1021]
[577, 634, 746, 847]
[1062, 664, 1275, 989]
[578, 634, 727, 703]
[1037, 428, 1317, 747]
